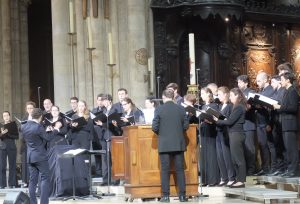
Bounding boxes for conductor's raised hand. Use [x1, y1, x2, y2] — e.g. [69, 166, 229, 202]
[54, 121, 62, 129]
[95, 120, 103, 126]
[71, 122, 78, 127]
[120, 117, 128, 123]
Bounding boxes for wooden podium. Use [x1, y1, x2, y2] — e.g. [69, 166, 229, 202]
[112, 125, 199, 200]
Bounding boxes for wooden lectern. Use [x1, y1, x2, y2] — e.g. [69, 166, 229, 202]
[112, 125, 199, 200]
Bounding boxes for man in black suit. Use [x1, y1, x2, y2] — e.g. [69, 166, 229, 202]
[152, 89, 189, 202]
[21, 108, 60, 204]
[112, 88, 128, 113]
[92, 93, 106, 177]
[95, 94, 120, 186]
[254, 71, 275, 175]
[274, 72, 299, 177]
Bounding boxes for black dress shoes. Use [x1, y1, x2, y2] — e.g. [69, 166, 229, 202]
[268, 170, 284, 176]
[282, 172, 297, 178]
[253, 169, 267, 176]
[160, 196, 170, 203]
[179, 195, 188, 202]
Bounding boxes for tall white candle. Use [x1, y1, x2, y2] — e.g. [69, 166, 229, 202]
[87, 17, 93, 48]
[148, 58, 154, 93]
[69, 0, 74, 33]
[108, 33, 113, 64]
[188, 33, 196, 85]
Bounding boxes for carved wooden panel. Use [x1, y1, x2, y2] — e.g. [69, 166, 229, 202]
[246, 48, 275, 85]
[291, 28, 300, 82]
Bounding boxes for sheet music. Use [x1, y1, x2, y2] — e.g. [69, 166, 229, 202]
[64, 148, 86, 156]
[248, 93, 278, 105]
[89, 112, 96, 119]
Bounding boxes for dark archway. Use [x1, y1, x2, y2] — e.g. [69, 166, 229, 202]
[28, 0, 53, 106]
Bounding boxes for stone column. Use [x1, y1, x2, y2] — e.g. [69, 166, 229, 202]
[0, 0, 13, 112]
[115, 0, 149, 106]
[10, 0, 30, 117]
[51, 0, 73, 111]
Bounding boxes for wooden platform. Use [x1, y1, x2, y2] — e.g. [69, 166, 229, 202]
[256, 176, 300, 193]
[224, 187, 298, 204]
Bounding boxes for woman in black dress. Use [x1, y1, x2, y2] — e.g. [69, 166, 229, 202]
[70, 100, 94, 150]
[199, 87, 219, 186]
[47, 105, 68, 149]
[215, 88, 247, 188]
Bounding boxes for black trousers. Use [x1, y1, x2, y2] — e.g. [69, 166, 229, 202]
[29, 160, 50, 204]
[100, 140, 112, 183]
[229, 132, 246, 182]
[159, 151, 186, 197]
[0, 148, 17, 187]
[244, 130, 256, 174]
[256, 125, 270, 171]
[216, 131, 235, 182]
[283, 131, 298, 173]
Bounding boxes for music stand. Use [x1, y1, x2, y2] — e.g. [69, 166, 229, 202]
[60, 148, 90, 201]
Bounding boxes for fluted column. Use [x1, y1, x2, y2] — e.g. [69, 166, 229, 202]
[114, 0, 149, 106]
[51, 0, 73, 111]
[0, 0, 13, 112]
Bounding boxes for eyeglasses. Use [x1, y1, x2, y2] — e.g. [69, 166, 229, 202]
[122, 103, 128, 106]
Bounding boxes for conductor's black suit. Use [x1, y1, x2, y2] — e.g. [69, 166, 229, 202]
[21, 120, 55, 204]
[152, 101, 189, 197]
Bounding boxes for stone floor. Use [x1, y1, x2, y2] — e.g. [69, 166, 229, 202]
[0, 177, 299, 203]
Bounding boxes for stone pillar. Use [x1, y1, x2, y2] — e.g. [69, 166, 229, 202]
[51, 0, 73, 111]
[114, 0, 149, 106]
[10, 0, 30, 117]
[0, 0, 13, 112]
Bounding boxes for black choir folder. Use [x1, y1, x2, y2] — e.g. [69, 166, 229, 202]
[44, 117, 64, 127]
[199, 107, 226, 123]
[62, 114, 87, 128]
[0, 121, 18, 135]
[247, 92, 278, 109]
[206, 107, 226, 120]
[90, 111, 123, 125]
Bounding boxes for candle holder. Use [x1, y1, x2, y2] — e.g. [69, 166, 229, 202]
[107, 63, 116, 95]
[68, 32, 77, 96]
[87, 47, 96, 104]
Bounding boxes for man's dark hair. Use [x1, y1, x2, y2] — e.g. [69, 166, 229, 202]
[271, 75, 281, 81]
[70, 96, 79, 102]
[118, 88, 128, 94]
[102, 94, 113, 102]
[162, 89, 174, 99]
[281, 72, 295, 83]
[97, 93, 104, 99]
[31, 108, 43, 120]
[3, 111, 10, 116]
[277, 62, 293, 73]
[237, 75, 249, 84]
[166, 83, 179, 91]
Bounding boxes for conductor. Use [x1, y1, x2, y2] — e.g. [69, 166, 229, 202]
[152, 89, 189, 202]
[21, 108, 60, 204]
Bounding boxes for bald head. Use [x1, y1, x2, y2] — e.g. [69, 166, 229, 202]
[256, 72, 269, 89]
